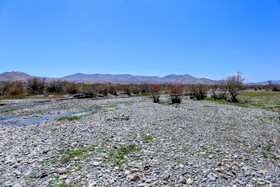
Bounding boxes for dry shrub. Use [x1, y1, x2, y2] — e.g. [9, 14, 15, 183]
[123, 85, 132, 96]
[190, 84, 208, 100]
[169, 85, 184, 104]
[80, 84, 96, 97]
[266, 80, 280, 91]
[0, 81, 13, 96]
[27, 77, 46, 95]
[66, 82, 79, 94]
[140, 84, 149, 94]
[108, 83, 119, 95]
[149, 85, 161, 103]
[0, 81, 25, 98]
[210, 84, 226, 100]
[46, 80, 66, 94]
[0, 81, 23, 97]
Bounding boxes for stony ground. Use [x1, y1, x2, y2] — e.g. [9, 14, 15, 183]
[0, 96, 279, 186]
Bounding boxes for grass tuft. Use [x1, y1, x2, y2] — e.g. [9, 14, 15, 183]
[57, 116, 79, 121]
[144, 135, 153, 141]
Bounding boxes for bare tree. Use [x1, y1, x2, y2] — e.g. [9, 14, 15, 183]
[223, 72, 244, 103]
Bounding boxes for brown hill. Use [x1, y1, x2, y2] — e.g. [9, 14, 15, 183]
[0, 71, 33, 81]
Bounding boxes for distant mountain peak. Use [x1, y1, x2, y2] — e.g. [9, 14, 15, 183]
[0, 71, 33, 81]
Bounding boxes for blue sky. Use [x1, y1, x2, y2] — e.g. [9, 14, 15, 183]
[0, 0, 279, 82]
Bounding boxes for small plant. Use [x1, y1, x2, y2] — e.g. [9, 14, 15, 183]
[0, 109, 18, 113]
[107, 144, 141, 169]
[26, 172, 36, 179]
[58, 181, 74, 187]
[144, 135, 153, 141]
[201, 147, 208, 151]
[57, 116, 79, 121]
[47, 145, 97, 166]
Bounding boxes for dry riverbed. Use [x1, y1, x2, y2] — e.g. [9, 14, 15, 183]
[0, 96, 279, 186]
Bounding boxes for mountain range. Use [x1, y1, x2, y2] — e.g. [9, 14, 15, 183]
[0, 71, 279, 85]
[62, 73, 219, 84]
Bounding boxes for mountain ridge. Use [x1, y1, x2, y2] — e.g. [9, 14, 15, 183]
[62, 73, 220, 84]
[1, 71, 279, 85]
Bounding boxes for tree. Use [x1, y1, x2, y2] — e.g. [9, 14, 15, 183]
[223, 72, 244, 103]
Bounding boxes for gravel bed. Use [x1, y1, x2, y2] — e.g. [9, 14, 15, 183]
[0, 97, 279, 186]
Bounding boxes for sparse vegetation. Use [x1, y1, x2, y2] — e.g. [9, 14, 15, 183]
[0, 81, 25, 98]
[107, 144, 141, 169]
[149, 85, 161, 103]
[0, 109, 18, 113]
[190, 84, 208, 100]
[210, 84, 227, 100]
[57, 116, 79, 121]
[169, 85, 184, 104]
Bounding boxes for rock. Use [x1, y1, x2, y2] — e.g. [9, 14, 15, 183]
[180, 179, 186, 184]
[146, 178, 153, 183]
[187, 177, 193, 185]
[129, 174, 141, 181]
[58, 168, 67, 174]
[138, 183, 148, 187]
[93, 162, 101, 166]
[258, 170, 267, 175]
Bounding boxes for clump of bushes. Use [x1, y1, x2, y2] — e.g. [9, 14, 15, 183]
[169, 85, 184, 104]
[268, 82, 280, 91]
[0, 81, 25, 98]
[66, 82, 79, 94]
[27, 77, 46, 95]
[190, 84, 208, 100]
[210, 84, 227, 100]
[149, 85, 161, 103]
[80, 83, 95, 97]
[46, 80, 66, 94]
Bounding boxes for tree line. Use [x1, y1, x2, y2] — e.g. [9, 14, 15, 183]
[0, 73, 279, 103]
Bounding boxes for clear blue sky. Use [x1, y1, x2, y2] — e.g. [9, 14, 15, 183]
[0, 0, 279, 82]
